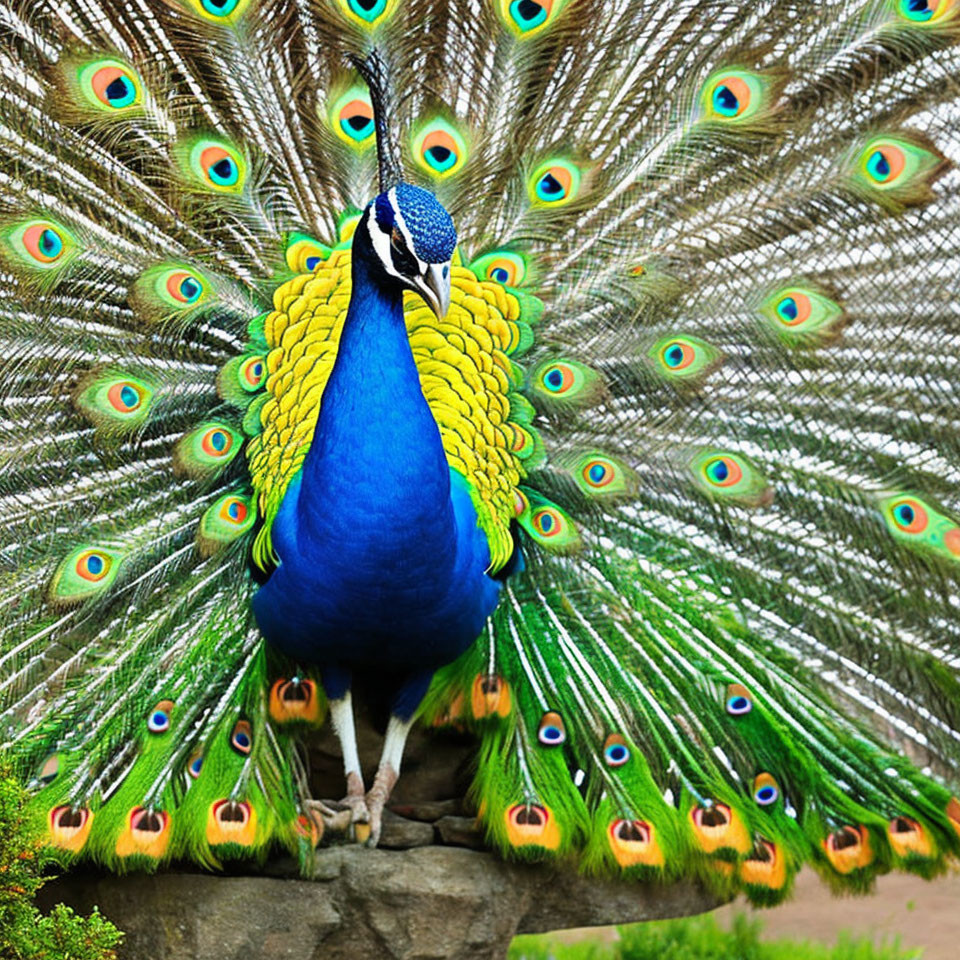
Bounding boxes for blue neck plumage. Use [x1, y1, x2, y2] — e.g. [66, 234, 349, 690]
[295, 223, 456, 564]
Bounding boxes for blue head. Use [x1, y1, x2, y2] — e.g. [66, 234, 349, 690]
[361, 182, 457, 319]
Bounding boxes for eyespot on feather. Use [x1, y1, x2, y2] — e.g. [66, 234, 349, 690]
[115, 807, 171, 859]
[335, 0, 398, 27]
[412, 118, 468, 178]
[897, 0, 958, 23]
[206, 799, 257, 847]
[607, 818, 664, 867]
[184, 0, 252, 22]
[603, 734, 631, 768]
[197, 493, 255, 556]
[691, 450, 772, 508]
[823, 825, 873, 874]
[740, 839, 788, 891]
[529, 159, 581, 206]
[49, 805, 94, 853]
[471, 251, 527, 286]
[269, 678, 324, 724]
[77, 59, 142, 111]
[147, 700, 175, 734]
[698, 68, 781, 125]
[887, 816, 934, 858]
[470, 673, 512, 718]
[49, 545, 125, 607]
[505, 803, 561, 850]
[173, 423, 242, 479]
[230, 720, 253, 755]
[752, 773, 780, 807]
[329, 87, 376, 147]
[180, 137, 247, 193]
[759, 285, 846, 346]
[851, 134, 947, 209]
[498, 0, 570, 35]
[4, 219, 77, 272]
[725, 683, 753, 716]
[74, 372, 154, 431]
[689, 802, 751, 854]
[537, 711, 566, 746]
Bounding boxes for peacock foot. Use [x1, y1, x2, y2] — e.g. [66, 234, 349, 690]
[363, 763, 399, 848]
[308, 771, 370, 837]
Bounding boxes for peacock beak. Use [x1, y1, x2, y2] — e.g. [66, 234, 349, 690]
[417, 261, 451, 320]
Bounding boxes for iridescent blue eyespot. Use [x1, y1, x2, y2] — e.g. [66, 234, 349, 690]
[537, 711, 567, 746]
[147, 700, 174, 734]
[867, 150, 892, 183]
[755, 784, 779, 806]
[87, 554, 104, 576]
[777, 297, 798, 322]
[39, 229, 63, 259]
[188, 753, 203, 779]
[712, 84, 739, 116]
[230, 720, 253, 755]
[726, 695, 752, 716]
[202, 0, 240, 15]
[894, 503, 915, 526]
[664, 344, 685, 367]
[180, 277, 202, 303]
[510, 0, 548, 29]
[604, 742, 630, 767]
[492, 267, 510, 283]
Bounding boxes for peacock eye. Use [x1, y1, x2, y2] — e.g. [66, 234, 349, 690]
[603, 734, 630, 767]
[76, 549, 112, 582]
[891, 498, 928, 534]
[898, 0, 955, 22]
[537, 711, 566, 745]
[188, 752, 203, 779]
[230, 720, 252, 755]
[412, 119, 468, 178]
[202, 0, 240, 15]
[704, 456, 743, 487]
[79, 60, 142, 111]
[725, 683, 753, 716]
[219, 496, 249, 525]
[147, 700, 174, 734]
[391, 227, 403, 250]
[201, 427, 233, 457]
[529, 159, 581, 206]
[753, 773, 780, 806]
[183, 137, 246, 193]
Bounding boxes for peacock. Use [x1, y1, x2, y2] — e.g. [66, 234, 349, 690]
[1, 0, 960, 910]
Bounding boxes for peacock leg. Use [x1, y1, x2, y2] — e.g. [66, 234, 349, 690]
[315, 686, 370, 835]
[364, 713, 415, 847]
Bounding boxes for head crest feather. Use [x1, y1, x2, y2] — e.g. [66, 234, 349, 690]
[348, 50, 403, 193]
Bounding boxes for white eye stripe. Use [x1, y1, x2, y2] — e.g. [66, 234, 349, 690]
[366, 204, 404, 281]
[388, 189, 427, 275]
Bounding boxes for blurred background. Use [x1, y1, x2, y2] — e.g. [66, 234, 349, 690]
[510, 869, 960, 960]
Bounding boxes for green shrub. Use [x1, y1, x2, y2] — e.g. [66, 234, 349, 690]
[0, 766, 122, 960]
[509, 913, 921, 960]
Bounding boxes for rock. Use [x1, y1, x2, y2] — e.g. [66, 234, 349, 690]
[389, 798, 464, 822]
[435, 815, 485, 850]
[378, 810, 436, 849]
[37, 846, 726, 960]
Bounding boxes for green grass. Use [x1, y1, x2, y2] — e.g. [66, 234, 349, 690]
[509, 913, 921, 960]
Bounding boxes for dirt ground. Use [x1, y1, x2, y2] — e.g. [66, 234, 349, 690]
[553, 868, 960, 958]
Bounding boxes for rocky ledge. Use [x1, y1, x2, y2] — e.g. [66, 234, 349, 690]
[37, 719, 723, 959]
[39, 841, 722, 960]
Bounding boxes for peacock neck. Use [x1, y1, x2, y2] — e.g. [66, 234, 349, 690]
[296, 227, 456, 562]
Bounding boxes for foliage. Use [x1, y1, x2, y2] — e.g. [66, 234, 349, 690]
[509, 913, 921, 960]
[0, 766, 123, 960]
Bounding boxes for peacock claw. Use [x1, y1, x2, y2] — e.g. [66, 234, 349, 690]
[307, 796, 369, 835]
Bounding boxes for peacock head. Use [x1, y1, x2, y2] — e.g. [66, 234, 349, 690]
[363, 182, 456, 319]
